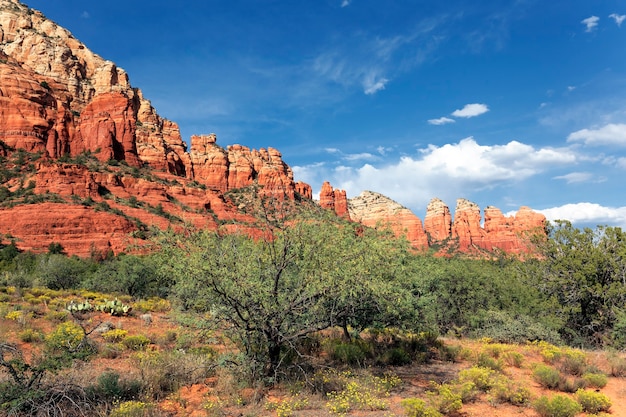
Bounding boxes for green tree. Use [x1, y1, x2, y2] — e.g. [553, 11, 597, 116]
[529, 220, 626, 346]
[157, 209, 421, 380]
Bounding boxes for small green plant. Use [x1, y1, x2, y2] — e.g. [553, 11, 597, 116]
[109, 400, 153, 417]
[575, 389, 611, 414]
[533, 394, 582, 417]
[533, 364, 562, 389]
[581, 371, 608, 388]
[45, 321, 85, 352]
[490, 376, 531, 406]
[457, 366, 495, 391]
[608, 353, 626, 377]
[476, 352, 504, 371]
[122, 335, 151, 350]
[18, 328, 43, 343]
[101, 329, 129, 343]
[502, 351, 525, 367]
[401, 398, 443, 417]
[429, 384, 462, 415]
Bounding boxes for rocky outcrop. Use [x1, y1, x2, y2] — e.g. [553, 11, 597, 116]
[424, 198, 452, 243]
[319, 181, 350, 219]
[350, 194, 545, 254]
[349, 191, 427, 248]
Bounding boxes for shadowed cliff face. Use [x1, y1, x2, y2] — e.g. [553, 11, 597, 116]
[0, 1, 544, 257]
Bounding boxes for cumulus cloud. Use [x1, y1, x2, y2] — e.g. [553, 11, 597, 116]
[451, 103, 490, 118]
[567, 123, 626, 146]
[609, 13, 626, 26]
[582, 16, 600, 32]
[305, 137, 577, 212]
[341, 0, 351, 7]
[538, 203, 626, 228]
[428, 117, 455, 125]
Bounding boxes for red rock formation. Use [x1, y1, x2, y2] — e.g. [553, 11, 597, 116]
[0, 202, 136, 256]
[452, 198, 486, 251]
[295, 181, 312, 199]
[348, 191, 428, 248]
[76, 92, 140, 166]
[424, 198, 452, 243]
[319, 181, 350, 219]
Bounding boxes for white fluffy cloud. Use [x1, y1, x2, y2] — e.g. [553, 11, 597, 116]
[538, 203, 626, 228]
[451, 103, 490, 118]
[567, 123, 626, 146]
[341, 0, 351, 7]
[301, 137, 577, 212]
[582, 16, 600, 32]
[428, 117, 455, 125]
[609, 13, 626, 26]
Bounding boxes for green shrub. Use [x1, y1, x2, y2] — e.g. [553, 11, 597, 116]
[608, 353, 626, 377]
[102, 329, 129, 343]
[431, 384, 462, 415]
[476, 352, 504, 371]
[18, 328, 44, 343]
[582, 371, 608, 388]
[122, 335, 151, 350]
[458, 366, 495, 391]
[575, 389, 611, 414]
[533, 394, 583, 417]
[401, 398, 443, 417]
[382, 347, 412, 366]
[533, 364, 562, 389]
[330, 340, 369, 366]
[45, 321, 85, 352]
[560, 349, 587, 376]
[502, 351, 525, 367]
[490, 376, 532, 406]
[557, 377, 586, 393]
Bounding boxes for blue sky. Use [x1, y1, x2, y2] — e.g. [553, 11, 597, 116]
[24, 0, 626, 228]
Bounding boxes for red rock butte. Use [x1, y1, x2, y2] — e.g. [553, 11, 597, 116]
[0, 1, 545, 256]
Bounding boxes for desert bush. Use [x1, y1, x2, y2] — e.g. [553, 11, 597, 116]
[560, 349, 587, 376]
[533, 394, 583, 417]
[87, 371, 142, 403]
[18, 328, 44, 343]
[502, 350, 525, 367]
[608, 353, 626, 377]
[457, 366, 495, 391]
[533, 364, 562, 389]
[102, 329, 129, 343]
[401, 398, 443, 417]
[429, 384, 462, 415]
[581, 371, 608, 388]
[381, 346, 412, 366]
[122, 334, 151, 350]
[131, 350, 216, 400]
[557, 376, 586, 393]
[490, 376, 531, 406]
[476, 352, 504, 371]
[134, 297, 171, 313]
[329, 339, 369, 366]
[45, 321, 86, 352]
[575, 389, 611, 414]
